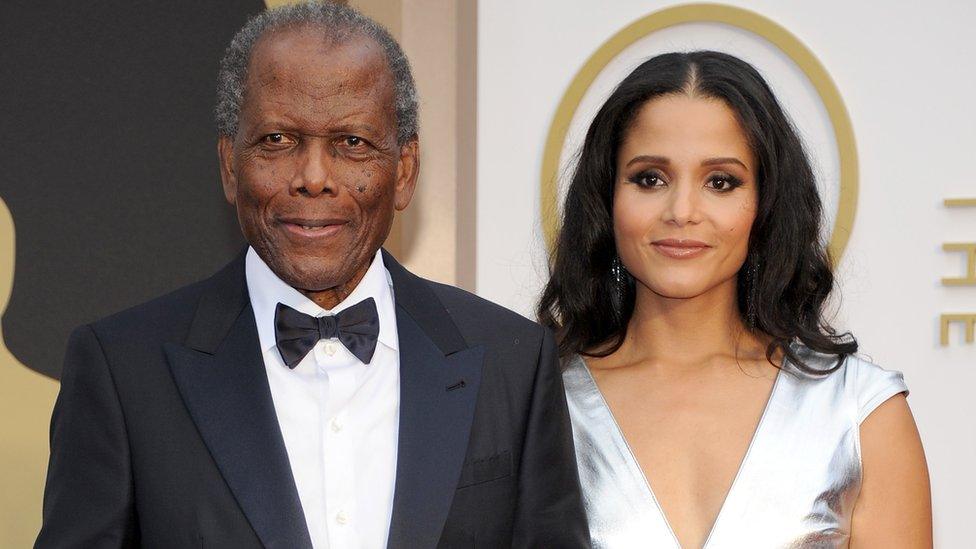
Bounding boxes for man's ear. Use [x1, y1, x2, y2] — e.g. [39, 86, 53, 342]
[217, 135, 238, 205]
[394, 137, 419, 211]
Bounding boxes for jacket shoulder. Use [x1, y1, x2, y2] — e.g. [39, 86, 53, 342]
[88, 253, 246, 345]
[423, 279, 547, 346]
[87, 277, 210, 345]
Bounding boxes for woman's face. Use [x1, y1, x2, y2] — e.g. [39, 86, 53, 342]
[613, 94, 758, 301]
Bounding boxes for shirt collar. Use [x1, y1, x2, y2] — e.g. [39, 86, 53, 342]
[245, 247, 399, 356]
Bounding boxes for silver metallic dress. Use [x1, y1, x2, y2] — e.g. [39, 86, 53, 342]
[563, 345, 908, 548]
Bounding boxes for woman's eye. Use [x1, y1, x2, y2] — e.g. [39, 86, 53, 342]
[707, 175, 741, 192]
[628, 172, 664, 187]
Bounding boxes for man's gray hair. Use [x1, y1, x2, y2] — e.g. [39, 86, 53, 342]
[215, 1, 418, 145]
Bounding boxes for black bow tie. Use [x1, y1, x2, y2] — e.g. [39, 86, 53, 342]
[274, 298, 380, 368]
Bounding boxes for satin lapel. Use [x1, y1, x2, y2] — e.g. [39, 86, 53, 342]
[386, 308, 484, 549]
[165, 254, 312, 549]
[382, 250, 486, 549]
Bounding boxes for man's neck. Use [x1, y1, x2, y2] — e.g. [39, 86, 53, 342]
[297, 261, 372, 310]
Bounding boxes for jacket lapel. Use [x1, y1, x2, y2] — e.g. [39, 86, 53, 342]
[164, 253, 312, 549]
[383, 251, 485, 549]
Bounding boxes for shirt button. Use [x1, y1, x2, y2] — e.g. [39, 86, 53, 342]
[336, 510, 348, 525]
[330, 417, 343, 433]
[325, 342, 338, 356]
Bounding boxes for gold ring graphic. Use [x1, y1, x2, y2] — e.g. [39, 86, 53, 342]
[540, 3, 858, 262]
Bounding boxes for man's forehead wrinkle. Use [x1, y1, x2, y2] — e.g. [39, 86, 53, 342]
[258, 77, 394, 119]
[244, 92, 392, 141]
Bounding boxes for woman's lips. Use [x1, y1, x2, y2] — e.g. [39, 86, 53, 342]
[650, 238, 711, 259]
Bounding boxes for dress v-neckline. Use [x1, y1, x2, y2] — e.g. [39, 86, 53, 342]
[579, 359, 784, 548]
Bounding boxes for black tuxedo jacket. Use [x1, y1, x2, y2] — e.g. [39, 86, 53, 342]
[36, 250, 589, 548]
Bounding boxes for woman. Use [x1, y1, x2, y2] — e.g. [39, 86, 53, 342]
[539, 51, 931, 548]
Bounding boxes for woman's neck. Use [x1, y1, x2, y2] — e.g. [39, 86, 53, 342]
[608, 278, 767, 373]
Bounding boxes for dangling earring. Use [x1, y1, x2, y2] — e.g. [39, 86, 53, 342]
[746, 255, 759, 328]
[610, 255, 628, 314]
[611, 256, 623, 285]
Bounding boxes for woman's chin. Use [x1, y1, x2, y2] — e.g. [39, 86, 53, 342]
[641, 278, 720, 300]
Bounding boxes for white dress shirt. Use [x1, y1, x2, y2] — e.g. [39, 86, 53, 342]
[245, 247, 400, 549]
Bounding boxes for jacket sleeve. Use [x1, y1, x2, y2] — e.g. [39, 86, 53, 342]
[511, 327, 591, 548]
[35, 325, 137, 548]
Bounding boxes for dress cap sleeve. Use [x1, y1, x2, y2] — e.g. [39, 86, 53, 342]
[852, 356, 908, 424]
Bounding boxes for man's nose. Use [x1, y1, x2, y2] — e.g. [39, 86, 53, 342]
[663, 181, 702, 227]
[293, 141, 337, 197]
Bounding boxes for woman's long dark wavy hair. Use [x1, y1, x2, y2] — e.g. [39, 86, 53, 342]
[537, 51, 857, 373]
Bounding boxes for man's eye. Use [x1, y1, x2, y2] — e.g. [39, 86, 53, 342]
[344, 136, 364, 147]
[262, 133, 285, 144]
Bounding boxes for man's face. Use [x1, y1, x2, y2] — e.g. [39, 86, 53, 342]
[218, 26, 418, 297]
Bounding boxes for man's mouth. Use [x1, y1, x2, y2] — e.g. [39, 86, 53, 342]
[278, 217, 349, 239]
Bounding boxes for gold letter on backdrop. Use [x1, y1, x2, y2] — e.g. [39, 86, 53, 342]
[942, 243, 976, 286]
[941, 314, 976, 346]
[940, 198, 976, 346]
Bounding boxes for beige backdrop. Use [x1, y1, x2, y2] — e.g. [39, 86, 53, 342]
[0, 197, 60, 547]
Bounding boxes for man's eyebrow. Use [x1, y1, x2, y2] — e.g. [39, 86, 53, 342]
[701, 157, 749, 171]
[625, 155, 669, 168]
[333, 123, 380, 135]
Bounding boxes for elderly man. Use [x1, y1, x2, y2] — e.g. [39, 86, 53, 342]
[35, 3, 588, 548]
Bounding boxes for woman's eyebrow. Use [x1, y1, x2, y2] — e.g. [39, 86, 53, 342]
[625, 155, 669, 168]
[701, 157, 749, 171]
